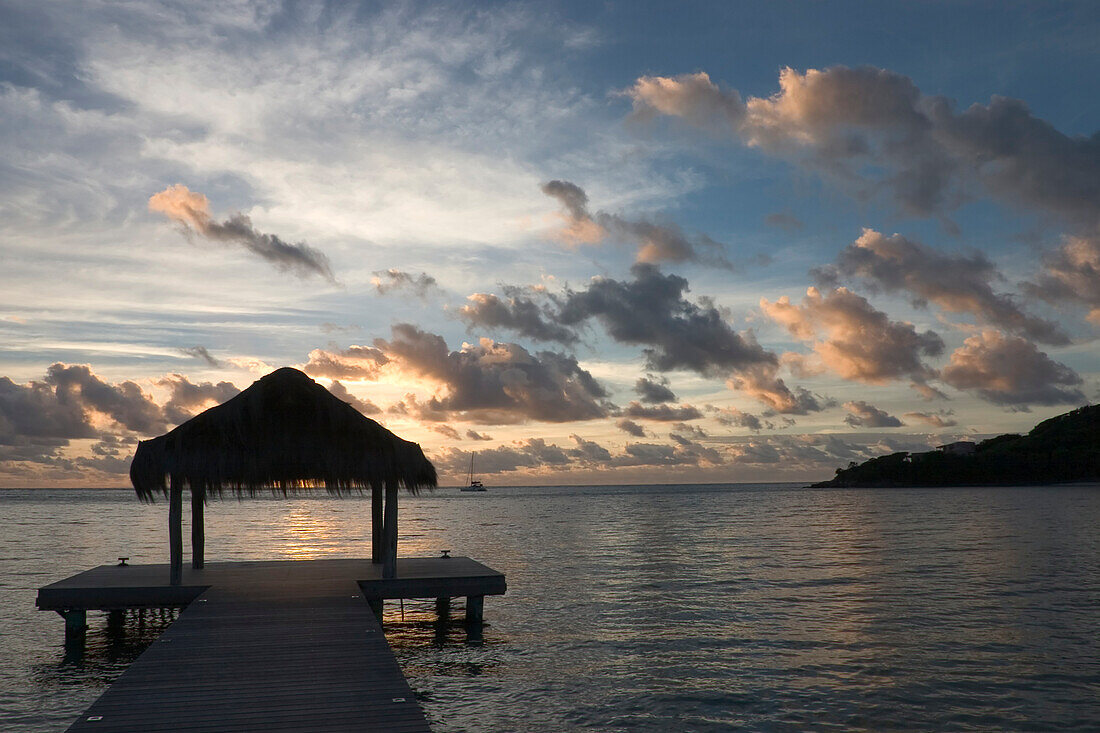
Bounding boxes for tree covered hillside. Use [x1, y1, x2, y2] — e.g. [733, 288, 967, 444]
[814, 405, 1100, 487]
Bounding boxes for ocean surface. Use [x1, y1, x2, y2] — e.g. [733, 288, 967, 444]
[2, 483, 1099, 732]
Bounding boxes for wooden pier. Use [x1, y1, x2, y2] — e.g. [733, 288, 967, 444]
[38, 557, 505, 732]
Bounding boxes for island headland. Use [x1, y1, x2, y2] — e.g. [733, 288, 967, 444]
[814, 405, 1100, 488]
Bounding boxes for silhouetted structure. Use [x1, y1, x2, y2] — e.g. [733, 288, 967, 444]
[130, 367, 436, 584]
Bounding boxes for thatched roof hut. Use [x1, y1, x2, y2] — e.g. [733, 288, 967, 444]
[130, 367, 436, 584]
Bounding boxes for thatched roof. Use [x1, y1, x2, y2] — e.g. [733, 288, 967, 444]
[130, 367, 436, 500]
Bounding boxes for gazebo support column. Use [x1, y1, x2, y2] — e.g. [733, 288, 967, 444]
[371, 483, 383, 564]
[169, 477, 183, 586]
[191, 490, 204, 569]
[465, 596, 484, 625]
[382, 483, 398, 579]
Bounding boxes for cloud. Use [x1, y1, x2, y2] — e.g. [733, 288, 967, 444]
[325, 380, 382, 416]
[569, 434, 613, 463]
[454, 266, 816, 414]
[708, 406, 763, 431]
[434, 434, 614, 475]
[627, 71, 745, 130]
[819, 229, 1067, 345]
[612, 440, 724, 467]
[761, 286, 943, 390]
[155, 374, 240, 425]
[373, 323, 612, 423]
[541, 180, 735, 267]
[0, 364, 182, 468]
[459, 291, 578, 344]
[45, 363, 165, 434]
[621, 401, 703, 422]
[0, 374, 96, 465]
[1025, 234, 1100, 324]
[558, 264, 770, 373]
[670, 422, 708, 440]
[904, 410, 958, 428]
[941, 331, 1085, 406]
[628, 66, 1100, 227]
[615, 418, 647, 437]
[430, 424, 462, 440]
[178, 345, 222, 368]
[372, 269, 440, 298]
[302, 345, 390, 380]
[465, 430, 493, 441]
[634, 375, 677, 403]
[553, 263, 823, 415]
[843, 401, 904, 428]
[149, 184, 336, 282]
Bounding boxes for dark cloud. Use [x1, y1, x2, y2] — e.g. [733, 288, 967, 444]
[465, 430, 493, 441]
[1, 364, 176, 468]
[611, 440, 724, 467]
[302, 345, 390, 380]
[615, 418, 647, 437]
[459, 291, 578, 344]
[325, 379, 382, 415]
[762, 286, 943, 391]
[542, 180, 736, 267]
[433, 434, 614, 475]
[1024, 234, 1100, 325]
[634, 375, 677, 403]
[904, 410, 958, 428]
[178, 345, 222, 368]
[457, 264, 816, 413]
[629, 66, 1100, 227]
[558, 264, 771, 375]
[430, 424, 462, 440]
[622, 401, 703, 422]
[670, 422, 708, 440]
[0, 374, 95, 465]
[149, 185, 336, 283]
[707, 406, 763, 431]
[941, 331, 1085, 406]
[843, 400, 904, 428]
[372, 269, 440, 298]
[818, 229, 1068, 345]
[156, 374, 240, 425]
[568, 434, 613, 463]
[45, 363, 165, 434]
[373, 324, 612, 424]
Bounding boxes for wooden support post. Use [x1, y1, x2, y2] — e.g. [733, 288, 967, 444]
[107, 609, 126, 627]
[371, 482, 383, 564]
[435, 596, 451, 617]
[465, 595, 484, 625]
[191, 489, 204, 569]
[61, 607, 86, 629]
[60, 609, 86, 642]
[169, 477, 183, 586]
[382, 483, 398, 579]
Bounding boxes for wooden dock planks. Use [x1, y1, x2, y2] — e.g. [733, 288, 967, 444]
[49, 558, 507, 732]
[67, 578, 429, 732]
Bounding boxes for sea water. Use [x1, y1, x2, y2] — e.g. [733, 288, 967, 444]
[2, 484, 1099, 731]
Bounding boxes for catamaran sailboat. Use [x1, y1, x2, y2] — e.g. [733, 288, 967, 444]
[461, 454, 486, 491]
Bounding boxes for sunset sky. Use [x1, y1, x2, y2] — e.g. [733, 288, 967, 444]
[3, 1, 1099, 487]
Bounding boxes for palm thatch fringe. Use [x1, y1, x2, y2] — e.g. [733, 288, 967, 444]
[130, 367, 437, 500]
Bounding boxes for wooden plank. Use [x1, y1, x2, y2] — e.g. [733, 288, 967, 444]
[66, 575, 432, 733]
